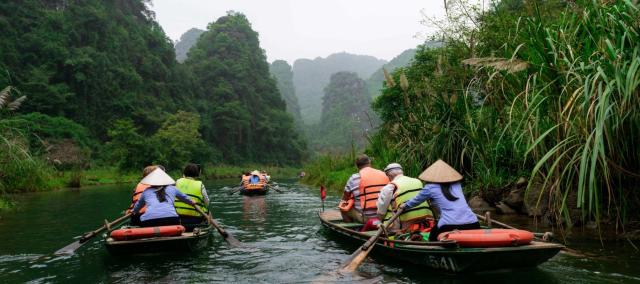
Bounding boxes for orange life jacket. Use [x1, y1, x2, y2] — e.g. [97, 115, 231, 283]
[126, 183, 149, 214]
[244, 175, 267, 190]
[241, 175, 250, 186]
[358, 167, 389, 214]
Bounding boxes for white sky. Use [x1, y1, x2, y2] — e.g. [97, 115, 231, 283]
[149, 0, 446, 64]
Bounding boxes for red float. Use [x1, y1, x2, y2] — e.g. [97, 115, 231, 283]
[110, 225, 185, 241]
[438, 228, 534, 247]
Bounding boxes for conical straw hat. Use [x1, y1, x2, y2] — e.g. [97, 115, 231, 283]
[251, 170, 260, 175]
[418, 159, 463, 183]
[140, 168, 176, 186]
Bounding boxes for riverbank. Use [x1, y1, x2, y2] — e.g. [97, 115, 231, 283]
[0, 164, 300, 212]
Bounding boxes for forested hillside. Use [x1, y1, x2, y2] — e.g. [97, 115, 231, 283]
[0, 1, 305, 195]
[269, 60, 303, 128]
[292, 53, 386, 123]
[184, 13, 305, 164]
[174, 28, 204, 62]
[311, 72, 373, 153]
[0, 0, 191, 140]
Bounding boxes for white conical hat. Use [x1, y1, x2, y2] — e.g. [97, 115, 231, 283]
[418, 159, 463, 183]
[251, 170, 260, 175]
[139, 168, 176, 186]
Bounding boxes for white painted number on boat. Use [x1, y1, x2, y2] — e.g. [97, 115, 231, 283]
[427, 256, 457, 271]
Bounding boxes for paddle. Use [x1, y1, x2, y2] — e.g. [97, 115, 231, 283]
[227, 186, 243, 195]
[55, 213, 131, 255]
[267, 183, 284, 193]
[339, 207, 404, 273]
[474, 212, 595, 257]
[193, 206, 242, 247]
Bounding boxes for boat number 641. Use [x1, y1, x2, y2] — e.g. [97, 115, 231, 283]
[426, 255, 457, 271]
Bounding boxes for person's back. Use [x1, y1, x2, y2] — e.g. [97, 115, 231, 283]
[132, 168, 195, 227]
[175, 164, 209, 229]
[424, 182, 475, 227]
[339, 154, 389, 224]
[126, 165, 158, 226]
[358, 166, 389, 221]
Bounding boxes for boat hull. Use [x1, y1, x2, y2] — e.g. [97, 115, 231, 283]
[239, 187, 269, 196]
[319, 210, 563, 273]
[104, 225, 213, 255]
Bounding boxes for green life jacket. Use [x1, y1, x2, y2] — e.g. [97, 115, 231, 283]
[384, 175, 432, 225]
[174, 177, 209, 217]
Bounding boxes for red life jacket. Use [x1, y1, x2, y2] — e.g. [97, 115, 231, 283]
[358, 167, 389, 215]
[126, 183, 149, 214]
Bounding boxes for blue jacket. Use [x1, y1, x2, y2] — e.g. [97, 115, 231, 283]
[404, 182, 477, 227]
[133, 185, 193, 222]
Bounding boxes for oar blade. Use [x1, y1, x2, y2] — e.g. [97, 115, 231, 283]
[224, 233, 243, 247]
[54, 240, 83, 256]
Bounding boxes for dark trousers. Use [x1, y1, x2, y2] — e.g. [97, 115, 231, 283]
[429, 222, 481, 241]
[130, 214, 141, 227]
[179, 216, 206, 232]
[140, 217, 180, 227]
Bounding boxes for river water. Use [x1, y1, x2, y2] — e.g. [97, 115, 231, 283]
[0, 179, 638, 283]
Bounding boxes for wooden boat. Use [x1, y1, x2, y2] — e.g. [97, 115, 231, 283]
[319, 209, 564, 272]
[239, 185, 270, 196]
[104, 223, 213, 255]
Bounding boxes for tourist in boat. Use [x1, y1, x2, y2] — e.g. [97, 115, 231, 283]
[131, 168, 197, 227]
[399, 160, 479, 241]
[126, 165, 162, 226]
[338, 154, 389, 224]
[240, 171, 251, 187]
[174, 163, 210, 227]
[260, 170, 271, 182]
[377, 163, 433, 233]
[245, 170, 266, 189]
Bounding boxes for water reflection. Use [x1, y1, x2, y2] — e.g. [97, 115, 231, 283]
[241, 196, 267, 224]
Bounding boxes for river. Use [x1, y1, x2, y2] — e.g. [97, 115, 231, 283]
[0, 179, 638, 283]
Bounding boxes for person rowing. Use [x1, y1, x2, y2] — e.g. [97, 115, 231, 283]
[131, 168, 197, 227]
[376, 163, 434, 233]
[399, 159, 479, 241]
[174, 163, 210, 230]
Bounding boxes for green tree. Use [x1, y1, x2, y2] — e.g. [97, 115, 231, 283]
[152, 111, 209, 169]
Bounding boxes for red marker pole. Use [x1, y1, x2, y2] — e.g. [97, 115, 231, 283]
[320, 185, 326, 212]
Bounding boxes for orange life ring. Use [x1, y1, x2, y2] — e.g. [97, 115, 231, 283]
[438, 228, 533, 247]
[110, 225, 185, 241]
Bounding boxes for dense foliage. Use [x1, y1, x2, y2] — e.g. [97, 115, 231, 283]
[364, 0, 640, 227]
[293, 52, 387, 123]
[0, 0, 191, 140]
[184, 12, 305, 165]
[174, 28, 204, 63]
[0, 1, 305, 194]
[269, 60, 303, 128]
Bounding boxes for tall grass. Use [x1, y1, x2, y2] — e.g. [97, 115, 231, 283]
[502, 1, 640, 227]
[310, 1, 639, 229]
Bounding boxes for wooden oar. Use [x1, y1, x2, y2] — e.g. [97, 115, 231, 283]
[227, 186, 243, 195]
[267, 183, 284, 193]
[193, 206, 242, 247]
[339, 207, 404, 273]
[474, 212, 595, 257]
[55, 213, 131, 255]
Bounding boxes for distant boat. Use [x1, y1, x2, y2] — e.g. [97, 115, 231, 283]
[319, 209, 563, 272]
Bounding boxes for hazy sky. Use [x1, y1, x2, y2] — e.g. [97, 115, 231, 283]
[149, 0, 446, 64]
